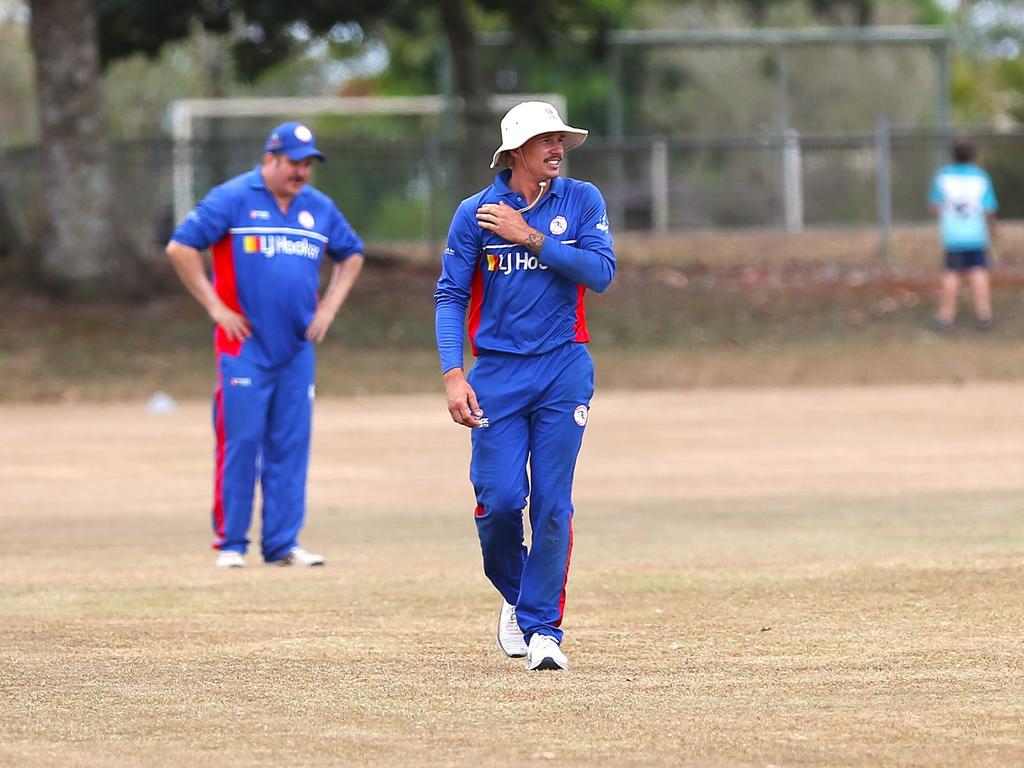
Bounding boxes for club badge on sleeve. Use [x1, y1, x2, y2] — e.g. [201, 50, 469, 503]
[574, 405, 589, 426]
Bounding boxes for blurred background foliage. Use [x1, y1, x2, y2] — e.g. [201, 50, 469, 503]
[3, 0, 1024, 397]
[1, 0, 1022, 146]
[1, 0, 1023, 295]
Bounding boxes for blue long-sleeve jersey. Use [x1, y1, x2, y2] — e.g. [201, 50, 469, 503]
[434, 171, 616, 374]
[171, 167, 364, 367]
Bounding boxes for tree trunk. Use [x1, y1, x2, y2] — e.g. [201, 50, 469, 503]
[28, 0, 117, 291]
[437, 0, 493, 197]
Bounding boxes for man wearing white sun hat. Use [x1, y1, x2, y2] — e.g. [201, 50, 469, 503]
[435, 101, 616, 671]
[167, 122, 364, 569]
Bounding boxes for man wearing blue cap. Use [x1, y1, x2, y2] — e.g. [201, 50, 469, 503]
[167, 122, 365, 568]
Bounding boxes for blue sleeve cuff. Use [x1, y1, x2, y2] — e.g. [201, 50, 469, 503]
[435, 301, 467, 373]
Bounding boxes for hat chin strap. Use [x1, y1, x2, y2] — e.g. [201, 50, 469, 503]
[515, 148, 549, 213]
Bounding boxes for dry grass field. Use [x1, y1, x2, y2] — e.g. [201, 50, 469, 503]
[2, 385, 1023, 767]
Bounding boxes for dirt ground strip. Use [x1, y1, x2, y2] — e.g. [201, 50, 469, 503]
[1, 386, 1023, 767]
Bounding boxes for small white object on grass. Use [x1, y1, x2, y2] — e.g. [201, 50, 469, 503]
[146, 391, 177, 414]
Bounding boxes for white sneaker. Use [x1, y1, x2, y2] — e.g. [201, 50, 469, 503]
[496, 600, 527, 658]
[274, 547, 325, 567]
[526, 633, 569, 671]
[215, 551, 245, 568]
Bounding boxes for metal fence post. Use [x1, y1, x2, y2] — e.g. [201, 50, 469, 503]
[934, 37, 952, 172]
[607, 44, 626, 231]
[425, 132, 441, 253]
[651, 137, 669, 234]
[170, 101, 194, 226]
[782, 129, 803, 232]
[875, 115, 893, 267]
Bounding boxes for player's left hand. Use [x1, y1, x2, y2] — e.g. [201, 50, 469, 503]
[477, 202, 533, 244]
[305, 307, 336, 343]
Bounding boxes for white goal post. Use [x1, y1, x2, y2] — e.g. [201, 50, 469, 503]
[170, 94, 568, 224]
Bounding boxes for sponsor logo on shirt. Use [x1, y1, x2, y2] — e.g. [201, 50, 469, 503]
[596, 211, 610, 232]
[952, 200, 979, 216]
[230, 377, 252, 387]
[242, 234, 321, 260]
[486, 251, 549, 275]
[249, 209, 272, 220]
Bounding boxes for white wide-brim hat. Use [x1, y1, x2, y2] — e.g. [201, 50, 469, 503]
[490, 101, 588, 169]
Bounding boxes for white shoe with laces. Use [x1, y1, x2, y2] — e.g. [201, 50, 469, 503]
[215, 551, 246, 568]
[526, 633, 569, 671]
[496, 600, 527, 658]
[274, 547, 325, 567]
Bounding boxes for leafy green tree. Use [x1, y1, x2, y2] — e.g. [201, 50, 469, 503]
[382, 0, 629, 195]
[24, 0, 388, 292]
[946, 0, 1024, 125]
[735, 0, 876, 24]
[22, 0, 633, 292]
[97, 0, 628, 155]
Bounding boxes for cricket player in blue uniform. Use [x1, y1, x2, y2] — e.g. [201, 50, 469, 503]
[167, 122, 364, 568]
[928, 137, 999, 331]
[435, 102, 615, 671]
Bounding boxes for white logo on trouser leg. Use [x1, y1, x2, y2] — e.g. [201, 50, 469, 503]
[574, 405, 589, 426]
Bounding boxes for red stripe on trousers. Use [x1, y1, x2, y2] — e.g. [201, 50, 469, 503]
[554, 518, 574, 627]
[211, 365, 227, 548]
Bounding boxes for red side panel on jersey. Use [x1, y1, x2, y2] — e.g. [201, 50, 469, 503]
[467, 259, 485, 356]
[211, 366, 227, 547]
[573, 285, 590, 342]
[211, 234, 244, 357]
[554, 518, 575, 627]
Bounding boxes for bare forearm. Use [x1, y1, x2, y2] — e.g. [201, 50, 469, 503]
[320, 254, 365, 316]
[166, 241, 225, 317]
[524, 230, 545, 254]
[987, 214, 998, 242]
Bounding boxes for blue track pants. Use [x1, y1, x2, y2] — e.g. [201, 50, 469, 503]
[468, 342, 594, 643]
[212, 344, 315, 561]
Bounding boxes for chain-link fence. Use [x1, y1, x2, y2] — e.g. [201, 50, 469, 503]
[2, 126, 1022, 268]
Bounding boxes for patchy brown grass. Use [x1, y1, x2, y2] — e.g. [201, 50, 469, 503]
[1, 386, 1023, 766]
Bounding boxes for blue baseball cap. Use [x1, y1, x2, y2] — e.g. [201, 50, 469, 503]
[264, 122, 325, 162]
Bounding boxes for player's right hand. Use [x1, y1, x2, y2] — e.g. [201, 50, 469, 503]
[444, 368, 485, 429]
[211, 305, 251, 343]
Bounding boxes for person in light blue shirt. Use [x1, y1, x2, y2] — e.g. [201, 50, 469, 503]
[928, 137, 999, 330]
[435, 102, 615, 671]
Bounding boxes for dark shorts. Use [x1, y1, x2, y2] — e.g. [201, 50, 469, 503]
[944, 249, 989, 272]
